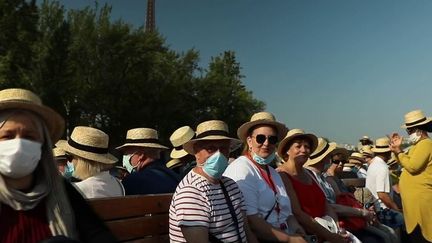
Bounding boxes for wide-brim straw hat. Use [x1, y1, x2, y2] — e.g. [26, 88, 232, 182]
[304, 138, 337, 166]
[57, 126, 117, 164]
[387, 153, 398, 166]
[347, 152, 365, 165]
[360, 145, 374, 157]
[170, 126, 194, 159]
[401, 109, 432, 129]
[0, 88, 64, 142]
[237, 111, 288, 142]
[53, 147, 67, 160]
[183, 120, 240, 155]
[166, 159, 183, 169]
[371, 137, 391, 153]
[116, 128, 168, 151]
[277, 128, 318, 158]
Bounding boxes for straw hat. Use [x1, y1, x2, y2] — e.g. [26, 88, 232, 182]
[360, 135, 371, 141]
[401, 109, 432, 129]
[371, 137, 391, 153]
[360, 145, 374, 157]
[0, 88, 64, 142]
[277, 128, 318, 158]
[116, 128, 168, 151]
[237, 111, 288, 142]
[387, 153, 398, 166]
[183, 120, 240, 155]
[304, 138, 337, 166]
[57, 126, 117, 164]
[52, 147, 67, 160]
[166, 158, 183, 169]
[170, 126, 194, 159]
[347, 152, 365, 165]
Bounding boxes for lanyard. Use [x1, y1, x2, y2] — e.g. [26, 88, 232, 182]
[247, 153, 280, 215]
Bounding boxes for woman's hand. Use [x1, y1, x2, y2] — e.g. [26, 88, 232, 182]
[389, 133, 403, 153]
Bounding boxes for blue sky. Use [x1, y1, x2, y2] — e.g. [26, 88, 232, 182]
[56, 0, 432, 145]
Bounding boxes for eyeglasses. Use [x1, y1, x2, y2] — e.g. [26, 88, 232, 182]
[332, 159, 347, 165]
[252, 134, 278, 145]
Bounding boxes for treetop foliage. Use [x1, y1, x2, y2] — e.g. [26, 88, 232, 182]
[0, 0, 265, 147]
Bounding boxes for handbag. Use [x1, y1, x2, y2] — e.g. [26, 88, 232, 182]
[314, 215, 339, 234]
[336, 193, 367, 231]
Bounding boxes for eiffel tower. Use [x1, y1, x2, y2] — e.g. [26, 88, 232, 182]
[145, 0, 155, 32]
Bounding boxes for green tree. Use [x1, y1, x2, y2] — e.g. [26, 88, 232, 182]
[0, 0, 265, 147]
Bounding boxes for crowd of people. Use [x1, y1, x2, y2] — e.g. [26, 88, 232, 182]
[0, 87, 431, 243]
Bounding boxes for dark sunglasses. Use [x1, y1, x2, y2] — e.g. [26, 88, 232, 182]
[332, 159, 347, 165]
[253, 134, 278, 145]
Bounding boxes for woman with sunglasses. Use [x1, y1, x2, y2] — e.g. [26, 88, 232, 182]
[224, 112, 307, 243]
[390, 110, 432, 242]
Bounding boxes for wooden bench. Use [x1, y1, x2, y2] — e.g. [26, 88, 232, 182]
[88, 193, 173, 243]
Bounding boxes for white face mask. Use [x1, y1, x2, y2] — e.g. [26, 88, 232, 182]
[0, 138, 42, 178]
[409, 131, 422, 145]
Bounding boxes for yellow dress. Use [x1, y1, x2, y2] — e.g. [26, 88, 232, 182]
[398, 138, 432, 241]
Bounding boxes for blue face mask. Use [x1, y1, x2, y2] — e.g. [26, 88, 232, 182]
[123, 154, 137, 173]
[202, 151, 229, 179]
[63, 161, 74, 179]
[252, 151, 276, 165]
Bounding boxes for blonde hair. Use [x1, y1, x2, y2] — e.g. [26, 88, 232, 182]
[73, 157, 113, 180]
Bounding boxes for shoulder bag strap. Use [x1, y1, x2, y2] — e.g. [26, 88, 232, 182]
[219, 180, 243, 243]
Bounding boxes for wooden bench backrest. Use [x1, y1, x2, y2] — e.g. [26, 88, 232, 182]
[88, 193, 173, 243]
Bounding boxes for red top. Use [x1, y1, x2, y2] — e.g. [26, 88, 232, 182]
[285, 172, 326, 218]
[0, 200, 52, 243]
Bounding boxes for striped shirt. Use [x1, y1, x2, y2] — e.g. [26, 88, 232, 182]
[169, 170, 247, 242]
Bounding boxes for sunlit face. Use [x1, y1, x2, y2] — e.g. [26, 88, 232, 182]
[0, 113, 43, 143]
[287, 139, 311, 165]
[247, 126, 277, 159]
[194, 140, 230, 164]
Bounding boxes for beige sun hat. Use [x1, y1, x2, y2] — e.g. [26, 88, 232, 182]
[304, 138, 337, 166]
[387, 153, 398, 166]
[401, 109, 432, 129]
[170, 126, 194, 159]
[347, 152, 365, 165]
[52, 147, 67, 160]
[183, 120, 240, 155]
[166, 158, 183, 169]
[0, 88, 64, 142]
[360, 145, 374, 157]
[57, 126, 117, 164]
[116, 128, 168, 151]
[277, 128, 318, 158]
[371, 137, 391, 153]
[237, 111, 288, 142]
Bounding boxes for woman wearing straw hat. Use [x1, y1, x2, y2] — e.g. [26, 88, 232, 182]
[277, 131, 351, 243]
[169, 120, 258, 243]
[390, 109, 432, 242]
[0, 88, 116, 242]
[223, 112, 307, 243]
[57, 126, 125, 199]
